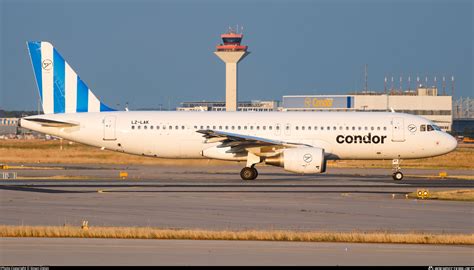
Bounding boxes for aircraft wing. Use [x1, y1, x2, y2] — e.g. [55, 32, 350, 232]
[196, 129, 312, 155]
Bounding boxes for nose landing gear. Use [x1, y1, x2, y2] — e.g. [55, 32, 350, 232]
[392, 159, 404, 181]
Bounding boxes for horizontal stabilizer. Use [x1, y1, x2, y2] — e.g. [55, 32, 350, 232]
[23, 118, 79, 127]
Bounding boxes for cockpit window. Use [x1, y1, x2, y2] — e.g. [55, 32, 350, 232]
[420, 125, 426, 132]
[427, 125, 434, 131]
[432, 125, 441, 131]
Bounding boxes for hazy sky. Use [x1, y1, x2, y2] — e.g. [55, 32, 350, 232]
[0, 0, 472, 110]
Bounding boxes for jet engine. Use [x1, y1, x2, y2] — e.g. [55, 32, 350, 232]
[265, 147, 326, 174]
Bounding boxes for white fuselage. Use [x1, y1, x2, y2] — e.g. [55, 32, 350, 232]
[20, 111, 457, 161]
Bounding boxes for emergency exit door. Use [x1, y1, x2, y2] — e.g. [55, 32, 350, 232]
[103, 116, 117, 141]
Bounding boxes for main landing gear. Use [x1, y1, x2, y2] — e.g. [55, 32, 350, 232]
[240, 166, 258, 181]
[392, 159, 404, 181]
[240, 152, 261, 181]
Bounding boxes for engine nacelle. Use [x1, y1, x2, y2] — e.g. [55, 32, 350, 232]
[266, 148, 326, 174]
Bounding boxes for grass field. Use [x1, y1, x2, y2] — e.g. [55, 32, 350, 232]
[0, 225, 472, 245]
[0, 139, 473, 169]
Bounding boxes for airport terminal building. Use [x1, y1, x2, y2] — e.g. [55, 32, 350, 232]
[282, 87, 452, 131]
[179, 86, 453, 131]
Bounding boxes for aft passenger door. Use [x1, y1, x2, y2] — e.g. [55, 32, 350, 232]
[391, 117, 405, 142]
[103, 116, 116, 141]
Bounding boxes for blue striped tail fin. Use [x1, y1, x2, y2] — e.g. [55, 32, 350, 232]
[27, 41, 115, 114]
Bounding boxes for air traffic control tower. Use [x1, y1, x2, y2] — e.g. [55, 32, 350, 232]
[215, 28, 250, 111]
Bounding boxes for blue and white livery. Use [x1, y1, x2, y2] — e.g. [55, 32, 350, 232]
[27, 41, 114, 114]
[20, 41, 457, 181]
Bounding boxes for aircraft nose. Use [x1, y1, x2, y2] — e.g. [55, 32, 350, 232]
[445, 133, 458, 152]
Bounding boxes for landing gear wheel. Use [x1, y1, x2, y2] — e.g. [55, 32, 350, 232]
[252, 167, 258, 179]
[240, 167, 258, 181]
[393, 171, 403, 181]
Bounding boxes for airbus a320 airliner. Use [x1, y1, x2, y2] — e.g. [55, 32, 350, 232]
[20, 41, 457, 181]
